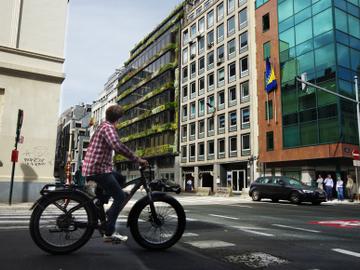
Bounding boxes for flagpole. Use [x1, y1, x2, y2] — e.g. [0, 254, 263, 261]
[273, 89, 277, 123]
[266, 92, 270, 125]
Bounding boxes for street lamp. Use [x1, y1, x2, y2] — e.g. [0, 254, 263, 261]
[297, 74, 360, 201]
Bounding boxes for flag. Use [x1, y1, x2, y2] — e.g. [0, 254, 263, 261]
[265, 57, 277, 93]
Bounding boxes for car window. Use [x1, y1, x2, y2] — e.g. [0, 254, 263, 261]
[273, 178, 282, 185]
[262, 177, 272, 184]
[284, 177, 303, 187]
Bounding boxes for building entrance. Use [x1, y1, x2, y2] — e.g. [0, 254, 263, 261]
[231, 170, 246, 192]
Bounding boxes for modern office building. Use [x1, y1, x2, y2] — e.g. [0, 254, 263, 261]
[115, 4, 184, 182]
[256, 0, 360, 183]
[0, 0, 68, 202]
[91, 68, 124, 136]
[179, 0, 259, 193]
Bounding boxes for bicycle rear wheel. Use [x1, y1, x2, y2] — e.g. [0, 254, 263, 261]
[29, 192, 95, 254]
[129, 194, 186, 250]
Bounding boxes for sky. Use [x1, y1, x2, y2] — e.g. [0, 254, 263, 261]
[60, 0, 183, 113]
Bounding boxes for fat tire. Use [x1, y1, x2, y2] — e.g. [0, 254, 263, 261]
[129, 195, 186, 250]
[29, 193, 95, 255]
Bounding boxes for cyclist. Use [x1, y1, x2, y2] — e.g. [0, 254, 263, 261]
[82, 104, 148, 242]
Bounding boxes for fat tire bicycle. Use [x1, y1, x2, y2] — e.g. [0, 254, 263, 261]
[29, 167, 186, 254]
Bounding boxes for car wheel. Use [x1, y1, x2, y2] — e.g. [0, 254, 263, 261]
[251, 190, 261, 201]
[312, 201, 321, 205]
[271, 198, 279, 203]
[290, 192, 301, 204]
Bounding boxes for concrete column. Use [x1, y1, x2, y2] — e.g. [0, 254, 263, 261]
[174, 156, 181, 185]
[213, 163, 221, 187]
[302, 169, 315, 186]
[194, 166, 199, 189]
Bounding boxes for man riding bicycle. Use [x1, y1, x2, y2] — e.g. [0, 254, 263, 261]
[82, 105, 148, 242]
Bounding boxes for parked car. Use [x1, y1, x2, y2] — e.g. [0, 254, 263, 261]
[149, 178, 181, 194]
[249, 176, 326, 205]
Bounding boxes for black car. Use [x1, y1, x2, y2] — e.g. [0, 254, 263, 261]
[149, 178, 181, 194]
[249, 176, 326, 205]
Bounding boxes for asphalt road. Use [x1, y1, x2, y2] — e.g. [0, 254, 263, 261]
[0, 197, 359, 270]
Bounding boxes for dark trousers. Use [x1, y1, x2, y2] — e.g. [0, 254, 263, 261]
[325, 186, 333, 201]
[88, 171, 126, 235]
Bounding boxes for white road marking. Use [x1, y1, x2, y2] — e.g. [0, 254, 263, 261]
[231, 226, 275, 237]
[228, 204, 253, 208]
[332, 248, 360, 258]
[169, 214, 198, 221]
[0, 226, 28, 230]
[182, 232, 199, 237]
[185, 240, 235, 249]
[272, 224, 320, 233]
[209, 214, 239, 220]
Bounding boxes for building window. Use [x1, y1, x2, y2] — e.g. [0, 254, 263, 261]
[229, 136, 237, 156]
[182, 66, 188, 81]
[207, 10, 214, 28]
[190, 102, 196, 118]
[263, 13, 270, 32]
[182, 48, 188, 65]
[265, 100, 273, 120]
[190, 61, 196, 78]
[238, 8, 247, 29]
[190, 144, 195, 161]
[183, 30, 189, 45]
[228, 0, 235, 14]
[240, 56, 248, 77]
[190, 122, 196, 139]
[208, 117, 215, 134]
[217, 45, 225, 62]
[217, 68, 225, 87]
[208, 140, 215, 157]
[227, 16, 235, 36]
[239, 31, 248, 53]
[198, 142, 205, 160]
[217, 2, 224, 21]
[229, 111, 237, 131]
[198, 99, 205, 116]
[199, 120, 205, 138]
[228, 39, 236, 59]
[241, 134, 250, 155]
[218, 138, 225, 158]
[182, 105, 188, 120]
[218, 91, 225, 110]
[217, 23, 224, 43]
[218, 114, 225, 133]
[228, 62, 236, 83]
[198, 57, 205, 74]
[241, 107, 250, 129]
[208, 72, 214, 91]
[240, 81, 249, 102]
[263, 41, 271, 60]
[207, 95, 215, 113]
[207, 30, 214, 47]
[190, 23, 197, 39]
[198, 77, 205, 95]
[182, 85, 188, 100]
[190, 81, 196, 98]
[190, 42, 196, 58]
[198, 17, 205, 33]
[266, 131, 274, 151]
[198, 36, 205, 54]
[207, 51, 214, 69]
[229, 86, 237, 106]
[181, 145, 187, 158]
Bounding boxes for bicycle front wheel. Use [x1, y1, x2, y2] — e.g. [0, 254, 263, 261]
[129, 194, 186, 250]
[29, 192, 95, 254]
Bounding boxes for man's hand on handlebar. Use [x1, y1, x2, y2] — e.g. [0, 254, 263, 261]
[137, 158, 149, 168]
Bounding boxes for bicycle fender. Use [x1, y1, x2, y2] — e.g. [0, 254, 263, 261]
[29, 189, 93, 211]
[126, 192, 169, 227]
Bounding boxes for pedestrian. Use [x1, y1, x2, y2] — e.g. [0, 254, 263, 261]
[186, 179, 193, 192]
[336, 177, 344, 201]
[82, 105, 148, 243]
[74, 165, 85, 187]
[316, 174, 324, 190]
[346, 175, 355, 202]
[216, 176, 221, 187]
[324, 174, 334, 201]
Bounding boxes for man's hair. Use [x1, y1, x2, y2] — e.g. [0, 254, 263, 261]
[106, 105, 123, 123]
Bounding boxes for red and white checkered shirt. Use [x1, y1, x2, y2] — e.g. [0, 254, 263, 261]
[82, 121, 139, 176]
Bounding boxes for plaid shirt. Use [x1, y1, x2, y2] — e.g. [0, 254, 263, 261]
[82, 121, 139, 176]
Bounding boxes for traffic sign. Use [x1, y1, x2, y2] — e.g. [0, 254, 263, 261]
[353, 160, 360, 167]
[352, 149, 359, 160]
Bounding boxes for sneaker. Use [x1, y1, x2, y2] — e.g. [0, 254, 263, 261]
[103, 232, 128, 243]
